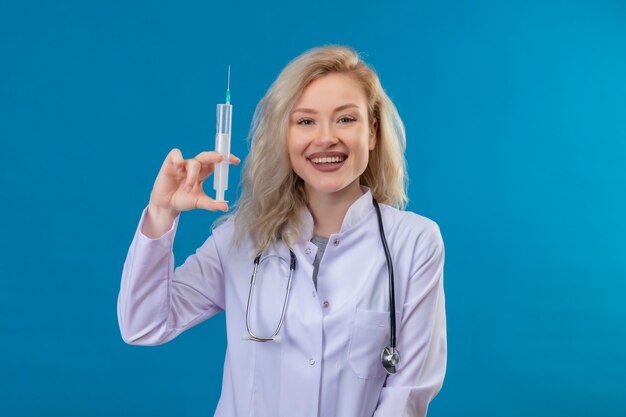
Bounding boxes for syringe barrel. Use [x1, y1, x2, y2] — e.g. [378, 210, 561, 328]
[216, 103, 232, 135]
[214, 103, 232, 202]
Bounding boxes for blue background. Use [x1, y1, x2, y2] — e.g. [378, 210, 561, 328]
[1, 0, 625, 416]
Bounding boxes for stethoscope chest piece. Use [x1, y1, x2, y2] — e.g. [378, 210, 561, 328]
[381, 346, 400, 374]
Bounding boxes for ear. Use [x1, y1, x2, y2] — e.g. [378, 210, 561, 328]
[368, 119, 378, 150]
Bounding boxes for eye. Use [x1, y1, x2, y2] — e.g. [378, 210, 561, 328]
[338, 116, 356, 124]
[297, 118, 314, 126]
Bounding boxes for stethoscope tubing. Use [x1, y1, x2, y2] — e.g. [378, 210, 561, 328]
[245, 250, 296, 342]
[372, 198, 397, 350]
[244, 196, 400, 373]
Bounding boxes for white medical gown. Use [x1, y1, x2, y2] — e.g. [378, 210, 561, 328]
[117, 188, 447, 417]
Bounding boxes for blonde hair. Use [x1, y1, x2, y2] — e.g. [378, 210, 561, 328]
[224, 45, 407, 253]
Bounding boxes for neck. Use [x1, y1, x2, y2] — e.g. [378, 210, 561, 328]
[306, 181, 364, 238]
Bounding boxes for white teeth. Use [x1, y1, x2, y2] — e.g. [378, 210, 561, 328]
[311, 156, 345, 164]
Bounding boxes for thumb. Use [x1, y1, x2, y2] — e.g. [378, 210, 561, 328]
[195, 194, 229, 212]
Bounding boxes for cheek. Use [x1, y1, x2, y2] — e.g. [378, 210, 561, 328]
[286, 132, 299, 157]
[356, 151, 370, 170]
[353, 135, 372, 170]
[288, 130, 313, 158]
[287, 133, 306, 170]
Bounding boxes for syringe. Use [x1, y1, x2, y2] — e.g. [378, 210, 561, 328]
[213, 66, 232, 202]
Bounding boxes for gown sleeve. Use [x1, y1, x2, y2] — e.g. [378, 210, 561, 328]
[117, 206, 225, 346]
[373, 222, 447, 417]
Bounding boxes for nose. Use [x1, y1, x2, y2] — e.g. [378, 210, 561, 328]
[313, 121, 339, 147]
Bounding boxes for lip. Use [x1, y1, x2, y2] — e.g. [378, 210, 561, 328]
[307, 151, 348, 173]
[308, 159, 345, 172]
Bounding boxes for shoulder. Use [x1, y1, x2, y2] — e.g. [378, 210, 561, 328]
[378, 205, 445, 291]
[210, 214, 256, 260]
[211, 214, 236, 237]
[378, 204, 444, 276]
[379, 204, 443, 247]
[210, 215, 241, 249]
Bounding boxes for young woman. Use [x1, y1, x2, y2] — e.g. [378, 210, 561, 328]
[118, 45, 447, 417]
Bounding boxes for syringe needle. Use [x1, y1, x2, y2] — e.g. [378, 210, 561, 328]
[226, 65, 231, 104]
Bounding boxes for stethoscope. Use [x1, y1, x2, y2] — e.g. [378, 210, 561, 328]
[244, 196, 400, 374]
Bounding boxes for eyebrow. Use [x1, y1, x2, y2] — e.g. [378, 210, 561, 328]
[291, 103, 360, 115]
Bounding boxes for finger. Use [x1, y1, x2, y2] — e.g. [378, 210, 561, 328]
[192, 151, 241, 166]
[229, 153, 241, 165]
[192, 151, 225, 166]
[188, 151, 219, 182]
[195, 194, 229, 212]
[183, 158, 202, 192]
[168, 148, 184, 165]
[164, 148, 186, 175]
[191, 151, 232, 182]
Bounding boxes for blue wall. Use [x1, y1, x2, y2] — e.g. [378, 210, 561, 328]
[1, 0, 625, 416]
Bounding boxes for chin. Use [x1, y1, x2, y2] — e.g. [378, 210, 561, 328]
[303, 178, 360, 197]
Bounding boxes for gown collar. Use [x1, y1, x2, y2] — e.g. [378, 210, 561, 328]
[297, 186, 375, 242]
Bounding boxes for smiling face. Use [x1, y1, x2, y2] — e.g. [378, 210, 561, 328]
[287, 72, 376, 202]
